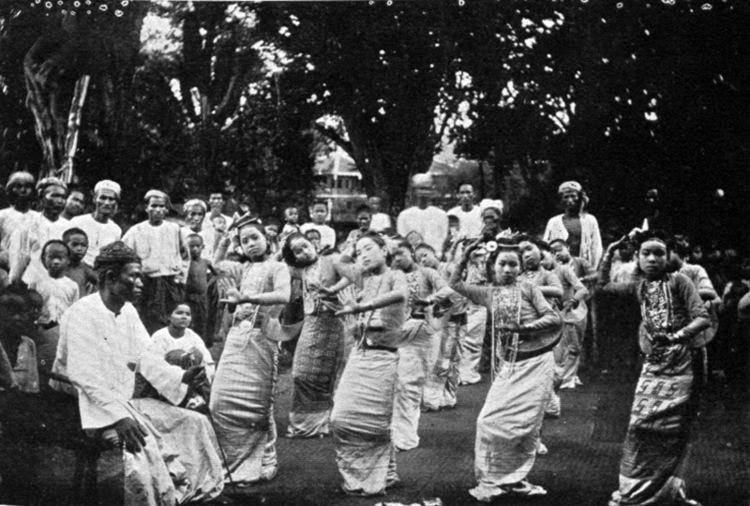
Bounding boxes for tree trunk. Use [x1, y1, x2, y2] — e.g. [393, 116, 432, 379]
[58, 74, 90, 183]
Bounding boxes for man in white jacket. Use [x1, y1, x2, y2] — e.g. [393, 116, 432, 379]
[543, 181, 603, 270]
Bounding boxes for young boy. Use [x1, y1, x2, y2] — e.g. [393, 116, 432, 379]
[63, 227, 98, 296]
[123, 189, 186, 333]
[30, 240, 80, 384]
[185, 233, 217, 346]
[301, 200, 336, 250]
[0, 285, 39, 393]
[281, 206, 301, 237]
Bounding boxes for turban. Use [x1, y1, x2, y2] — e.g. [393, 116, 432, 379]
[94, 179, 121, 199]
[412, 173, 433, 188]
[5, 171, 34, 191]
[144, 189, 169, 203]
[558, 181, 583, 194]
[93, 241, 140, 271]
[479, 199, 504, 215]
[36, 177, 68, 195]
[183, 198, 208, 214]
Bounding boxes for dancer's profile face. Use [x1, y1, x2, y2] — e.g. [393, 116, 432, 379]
[289, 236, 317, 266]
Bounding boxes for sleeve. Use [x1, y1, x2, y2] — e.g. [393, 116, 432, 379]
[563, 266, 587, 298]
[7, 226, 30, 283]
[542, 217, 553, 242]
[135, 312, 188, 407]
[598, 251, 638, 298]
[389, 269, 411, 301]
[523, 283, 562, 332]
[450, 281, 492, 308]
[271, 261, 292, 301]
[396, 212, 407, 237]
[65, 307, 132, 429]
[678, 275, 709, 321]
[188, 330, 215, 381]
[694, 265, 717, 295]
[334, 261, 364, 287]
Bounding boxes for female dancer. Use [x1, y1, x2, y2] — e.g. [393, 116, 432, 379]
[390, 240, 452, 451]
[329, 231, 409, 496]
[600, 231, 709, 506]
[281, 232, 348, 438]
[209, 214, 291, 484]
[450, 238, 561, 502]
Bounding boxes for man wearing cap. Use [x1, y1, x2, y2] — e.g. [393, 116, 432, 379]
[397, 174, 449, 257]
[448, 182, 483, 238]
[51, 241, 224, 504]
[8, 177, 69, 285]
[70, 179, 123, 267]
[543, 181, 602, 269]
[123, 190, 186, 333]
[0, 171, 38, 275]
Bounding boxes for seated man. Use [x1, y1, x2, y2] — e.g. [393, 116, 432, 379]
[51, 241, 224, 505]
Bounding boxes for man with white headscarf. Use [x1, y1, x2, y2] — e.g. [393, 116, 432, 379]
[181, 198, 216, 261]
[123, 190, 186, 333]
[8, 177, 69, 285]
[543, 181, 602, 269]
[0, 172, 38, 278]
[70, 179, 123, 267]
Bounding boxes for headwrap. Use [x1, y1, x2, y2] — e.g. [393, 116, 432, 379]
[93, 241, 141, 271]
[94, 179, 121, 199]
[229, 213, 263, 232]
[412, 173, 433, 188]
[479, 198, 504, 216]
[144, 189, 169, 203]
[558, 181, 583, 194]
[183, 198, 208, 214]
[5, 171, 34, 191]
[36, 177, 68, 195]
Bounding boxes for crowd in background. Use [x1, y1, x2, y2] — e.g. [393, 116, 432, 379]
[0, 169, 748, 505]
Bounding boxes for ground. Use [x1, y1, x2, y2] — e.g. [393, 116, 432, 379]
[4, 352, 749, 506]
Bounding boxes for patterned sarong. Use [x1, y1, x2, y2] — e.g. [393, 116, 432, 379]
[287, 313, 345, 438]
[330, 347, 399, 495]
[209, 323, 278, 484]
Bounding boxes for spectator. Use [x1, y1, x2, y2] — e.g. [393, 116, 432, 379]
[122, 190, 186, 333]
[368, 196, 392, 233]
[61, 187, 86, 221]
[62, 227, 97, 296]
[69, 179, 122, 267]
[448, 182, 483, 238]
[301, 200, 336, 250]
[397, 174, 449, 257]
[184, 233, 216, 346]
[0, 171, 37, 273]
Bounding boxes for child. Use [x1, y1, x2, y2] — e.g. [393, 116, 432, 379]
[63, 227, 97, 296]
[0, 285, 39, 393]
[151, 303, 215, 411]
[281, 206, 301, 237]
[304, 228, 323, 253]
[300, 200, 336, 250]
[185, 233, 217, 347]
[31, 240, 79, 384]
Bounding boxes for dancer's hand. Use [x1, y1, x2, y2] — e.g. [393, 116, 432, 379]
[220, 288, 242, 304]
[336, 303, 363, 316]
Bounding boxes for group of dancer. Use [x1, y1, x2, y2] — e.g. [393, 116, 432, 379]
[0, 171, 712, 506]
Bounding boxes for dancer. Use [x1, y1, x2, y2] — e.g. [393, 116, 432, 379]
[600, 231, 709, 506]
[329, 231, 409, 496]
[281, 232, 348, 438]
[450, 238, 561, 502]
[390, 240, 452, 451]
[209, 214, 291, 485]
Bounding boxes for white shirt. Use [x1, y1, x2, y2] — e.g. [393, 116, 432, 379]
[123, 221, 184, 279]
[52, 293, 187, 429]
[370, 212, 392, 233]
[151, 327, 215, 381]
[31, 274, 79, 325]
[8, 213, 70, 285]
[0, 207, 38, 253]
[397, 206, 449, 256]
[300, 222, 337, 250]
[69, 214, 122, 267]
[447, 205, 483, 237]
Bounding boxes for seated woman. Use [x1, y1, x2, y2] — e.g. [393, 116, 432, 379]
[449, 237, 561, 502]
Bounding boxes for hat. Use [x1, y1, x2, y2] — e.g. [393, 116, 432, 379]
[183, 198, 208, 214]
[144, 189, 169, 202]
[94, 180, 121, 199]
[93, 241, 140, 271]
[5, 171, 34, 191]
[558, 181, 582, 194]
[479, 199, 504, 215]
[412, 173, 432, 188]
[36, 177, 68, 194]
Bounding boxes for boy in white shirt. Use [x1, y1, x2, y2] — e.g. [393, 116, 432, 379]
[301, 200, 336, 250]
